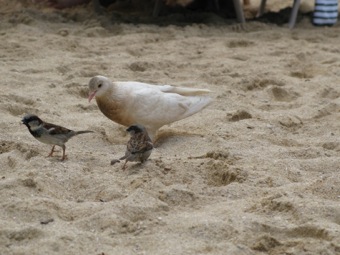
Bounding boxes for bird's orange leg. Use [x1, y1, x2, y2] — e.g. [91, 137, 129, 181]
[122, 160, 128, 170]
[61, 145, 67, 161]
[47, 145, 56, 157]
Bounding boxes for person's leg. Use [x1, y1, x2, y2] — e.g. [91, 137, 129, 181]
[313, 0, 338, 26]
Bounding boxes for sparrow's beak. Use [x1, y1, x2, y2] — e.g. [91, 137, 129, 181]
[88, 91, 97, 103]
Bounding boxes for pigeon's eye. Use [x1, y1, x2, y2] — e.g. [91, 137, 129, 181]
[98, 84, 102, 88]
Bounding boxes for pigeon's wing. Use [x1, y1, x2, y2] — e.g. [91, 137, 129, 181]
[125, 85, 212, 128]
[159, 84, 211, 96]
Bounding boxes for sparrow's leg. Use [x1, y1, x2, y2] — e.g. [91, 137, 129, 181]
[122, 160, 128, 170]
[47, 145, 56, 157]
[61, 145, 67, 161]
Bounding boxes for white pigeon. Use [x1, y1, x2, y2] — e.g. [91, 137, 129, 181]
[88, 75, 212, 141]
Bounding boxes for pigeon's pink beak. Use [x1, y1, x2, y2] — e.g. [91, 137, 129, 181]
[88, 91, 97, 102]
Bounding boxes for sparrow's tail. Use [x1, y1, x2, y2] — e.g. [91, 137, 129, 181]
[161, 85, 211, 96]
[75, 130, 94, 135]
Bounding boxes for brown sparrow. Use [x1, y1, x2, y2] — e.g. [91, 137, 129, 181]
[22, 114, 93, 161]
[112, 124, 153, 170]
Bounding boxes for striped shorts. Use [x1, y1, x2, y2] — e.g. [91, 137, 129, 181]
[313, 0, 338, 26]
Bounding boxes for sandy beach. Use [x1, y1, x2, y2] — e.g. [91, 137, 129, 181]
[1, 0, 340, 254]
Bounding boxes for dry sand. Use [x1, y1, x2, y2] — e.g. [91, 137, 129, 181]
[1, 0, 340, 254]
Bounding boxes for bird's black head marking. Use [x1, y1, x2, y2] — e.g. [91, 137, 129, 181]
[21, 114, 44, 138]
[22, 114, 42, 125]
[126, 124, 144, 133]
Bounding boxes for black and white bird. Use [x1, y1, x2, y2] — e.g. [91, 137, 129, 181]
[112, 124, 153, 170]
[22, 114, 93, 161]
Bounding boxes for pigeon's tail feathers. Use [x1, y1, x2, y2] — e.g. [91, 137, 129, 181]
[161, 85, 211, 96]
[183, 96, 212, 118]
